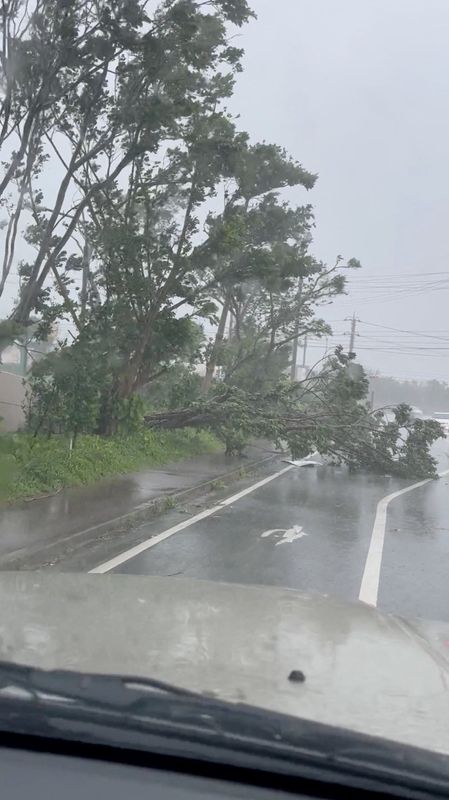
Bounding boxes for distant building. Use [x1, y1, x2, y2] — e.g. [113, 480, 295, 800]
[0, 327, 57, 432]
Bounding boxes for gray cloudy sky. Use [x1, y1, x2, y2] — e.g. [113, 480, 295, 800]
[231, 0, 449, 381]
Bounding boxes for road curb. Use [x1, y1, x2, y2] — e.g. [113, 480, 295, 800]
[0, 451, 281, 570]
[66, 451, 281, 540]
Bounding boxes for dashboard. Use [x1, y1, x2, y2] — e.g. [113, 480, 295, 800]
[1, 746, 307, 800]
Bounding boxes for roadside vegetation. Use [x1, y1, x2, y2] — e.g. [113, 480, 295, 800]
[0, 0, 444, 493]
[0, 429, 220, 504]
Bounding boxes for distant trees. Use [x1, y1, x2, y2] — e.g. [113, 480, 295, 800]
[369, 375, 449, 414]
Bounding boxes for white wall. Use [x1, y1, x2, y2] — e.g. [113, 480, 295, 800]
[0, 371, 26, 432]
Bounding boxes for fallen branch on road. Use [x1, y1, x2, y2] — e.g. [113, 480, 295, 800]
[144, 379, 445, 478]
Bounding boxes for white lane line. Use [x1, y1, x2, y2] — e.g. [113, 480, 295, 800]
[359, 468, 449, 607]
[89, 465, 294, 574]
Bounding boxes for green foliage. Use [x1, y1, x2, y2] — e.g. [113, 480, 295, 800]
[230, 143, 316, 201]
[143, 366, 202, 410]
[0, 428, 221, 504]
[215, 426, 248, 456]
[2, 0, 358, 457]
[146, 350, 444, 479]
[1, 0, 440, 485]
[2, 0, 253, 322]
[0, 435, 19, 497]
[0, 320, 27, 351]
[210, 478, 226, 490]
[397, 415, 442, 477]
[292, 364, 445, 479]
[25, 317, 205, 435]
[25, 337, 111, 437]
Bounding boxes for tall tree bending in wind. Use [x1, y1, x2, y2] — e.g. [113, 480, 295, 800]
[0, 0, 254, 322]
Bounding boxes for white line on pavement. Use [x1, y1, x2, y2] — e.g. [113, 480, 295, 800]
[358, 469, 449, 607]
[89, 465, 294, 574]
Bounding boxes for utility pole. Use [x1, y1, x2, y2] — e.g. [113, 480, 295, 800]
[302, 334, 308, 367]
[346, 313, 358, 354]
[290, 279, 304, 380]
[291, 331, 299, 380]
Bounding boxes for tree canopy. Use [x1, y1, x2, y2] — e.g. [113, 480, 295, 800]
[0, 0, 444, 477]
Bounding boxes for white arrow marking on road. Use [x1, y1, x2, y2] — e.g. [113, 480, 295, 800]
[261, 525, 308, 546]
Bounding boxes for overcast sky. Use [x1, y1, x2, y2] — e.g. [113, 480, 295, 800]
[230, 0, 449, 381]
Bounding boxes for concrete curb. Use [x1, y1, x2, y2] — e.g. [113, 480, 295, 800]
[61, 451, 281, 541]
[0, 451, 281, 570]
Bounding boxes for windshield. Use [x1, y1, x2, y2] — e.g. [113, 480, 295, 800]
[0, 0, 449, 764]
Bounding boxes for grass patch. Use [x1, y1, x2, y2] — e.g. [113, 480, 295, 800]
[0, 428, 222, 504]
[209, 478, 227, 491]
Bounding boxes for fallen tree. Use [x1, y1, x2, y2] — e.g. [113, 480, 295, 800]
[144, 351, 445, 479]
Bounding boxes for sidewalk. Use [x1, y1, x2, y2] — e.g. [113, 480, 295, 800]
[0, 443, 280, 570]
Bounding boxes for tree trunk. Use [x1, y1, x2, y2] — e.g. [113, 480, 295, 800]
[201, 293, 230, 394]
[80, 231, 91, 324]
[290, 279, 303, 380]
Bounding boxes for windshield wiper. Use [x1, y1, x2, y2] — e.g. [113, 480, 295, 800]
[0, 659, 292, 761]
[0, 659, 281, 739]
[0, 659, 205, 709]
[0, 659, 449, 799]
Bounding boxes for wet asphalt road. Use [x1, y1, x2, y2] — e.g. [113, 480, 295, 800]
[106, 446, 449, 623]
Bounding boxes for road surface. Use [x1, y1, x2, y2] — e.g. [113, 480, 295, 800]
[83, 446, 449, 624]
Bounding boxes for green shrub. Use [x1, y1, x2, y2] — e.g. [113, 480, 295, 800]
[0, 429, 221, 504]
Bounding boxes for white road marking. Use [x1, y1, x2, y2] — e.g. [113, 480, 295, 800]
[89, 465, 294, 574]
[359, 468, 449, 607]
[282, 459, 321, 467]
[261, 525, 308, 545]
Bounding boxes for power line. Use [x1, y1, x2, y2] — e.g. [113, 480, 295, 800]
[358, 319, 449, 342]
[325, 318, 449, 333]
[346, 270, 449, 279]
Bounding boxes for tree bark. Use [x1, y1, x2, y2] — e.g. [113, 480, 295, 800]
[201, 292, 230, 394]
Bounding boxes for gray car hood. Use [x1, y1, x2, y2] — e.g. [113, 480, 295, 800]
[0, 572, 448, 755]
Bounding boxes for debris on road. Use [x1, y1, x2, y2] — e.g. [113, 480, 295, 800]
[282, 450, 323, 468]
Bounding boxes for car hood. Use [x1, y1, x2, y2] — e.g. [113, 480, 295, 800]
[0, 572, 448, 754]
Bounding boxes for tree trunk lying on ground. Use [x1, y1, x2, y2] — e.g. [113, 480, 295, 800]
[144, 408, 215, 429]
[143, 389, 444, 479]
